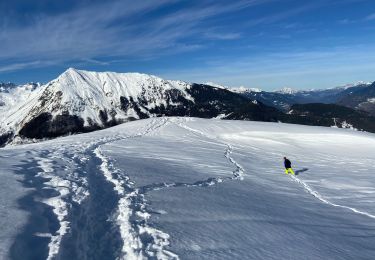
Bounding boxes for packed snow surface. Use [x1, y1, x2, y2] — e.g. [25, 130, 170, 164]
[1, 117, 375, 259]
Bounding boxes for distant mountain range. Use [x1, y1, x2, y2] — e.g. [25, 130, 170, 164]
[232, 82, 375, 115]
[0, 69, 374, 146]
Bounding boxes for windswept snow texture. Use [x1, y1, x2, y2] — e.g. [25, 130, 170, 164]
[1, 117, 375, 259]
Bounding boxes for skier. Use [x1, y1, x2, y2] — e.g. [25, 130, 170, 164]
[284, 157, 295, 175]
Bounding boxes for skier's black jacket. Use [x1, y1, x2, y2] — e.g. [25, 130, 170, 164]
[284, 159, 291, 169]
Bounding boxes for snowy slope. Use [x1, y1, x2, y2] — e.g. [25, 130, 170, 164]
[1, 117, 375, 259]
[0, 83, 38, 123]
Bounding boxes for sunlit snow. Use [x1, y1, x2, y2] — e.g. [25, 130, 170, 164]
[1, 117, 375, 259]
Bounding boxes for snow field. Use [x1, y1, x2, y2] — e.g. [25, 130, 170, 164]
[1, 117, 375, 259]
[102, 118, 375, 259]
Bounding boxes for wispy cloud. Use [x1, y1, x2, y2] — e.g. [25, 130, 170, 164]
[244, 2, 322, 27]
[339, 11, 375, 24]
[161, 45, 375, 89]
[3, 0, 374, 89]
[0, 0, 270, 73]
[204, 32, 242, 40]
[338, 18, 357, 24]
[365, 12, 375, 21]
[0, 61, 55, 73]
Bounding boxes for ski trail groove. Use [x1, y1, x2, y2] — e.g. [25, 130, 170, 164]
[291, 175, 375, 220]
[139, 177, 224, 194]
[32, 149, 90, 260]
[94, 148, 143, 259]
[93, 118, 179, 259]
[35, 156, 70, 260]
[174, 118, 245, 181]
[136, 118, 246, 194]
[224, 144, 245, 180]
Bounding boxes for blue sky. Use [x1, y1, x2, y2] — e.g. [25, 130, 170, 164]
[1, 0, 375, 90]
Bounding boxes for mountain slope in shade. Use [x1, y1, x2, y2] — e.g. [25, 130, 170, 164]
[337, 82, 375, 116]
[286, 103, 375, 133]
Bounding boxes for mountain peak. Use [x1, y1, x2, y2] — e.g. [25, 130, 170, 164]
[66, 67, 78, 72]
[63, 67, 82, 75]
[231, 86, 262, 93]
[275, 87, 298, 94]
[58, 68, 160, 84]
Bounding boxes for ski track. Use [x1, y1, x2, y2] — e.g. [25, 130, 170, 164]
[33, 149, 90, 260]
[291, 175, 375, 220]
[137, 118, 246, 195]
[137, 143, 244, 194]
[173, 118, 245, 182]
[35, 156, 70, 260]
[93, 117, 179, 260]
[29, 118, 172, 259]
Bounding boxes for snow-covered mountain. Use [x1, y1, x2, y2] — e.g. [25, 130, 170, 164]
[0, 68, 194, 140]
[334, 81, 372, 90]
[204, 82, 262, 93]
[0, 83, 16, 92]
[230, 86, 262, 93]
[204, 82, 228, 89]
[274, 87, 300, 94]
[0, 69, 286, 146]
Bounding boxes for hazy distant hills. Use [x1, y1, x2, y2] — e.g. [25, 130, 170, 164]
[336, 82, 375, 116]
[233, 82, 375, 113]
